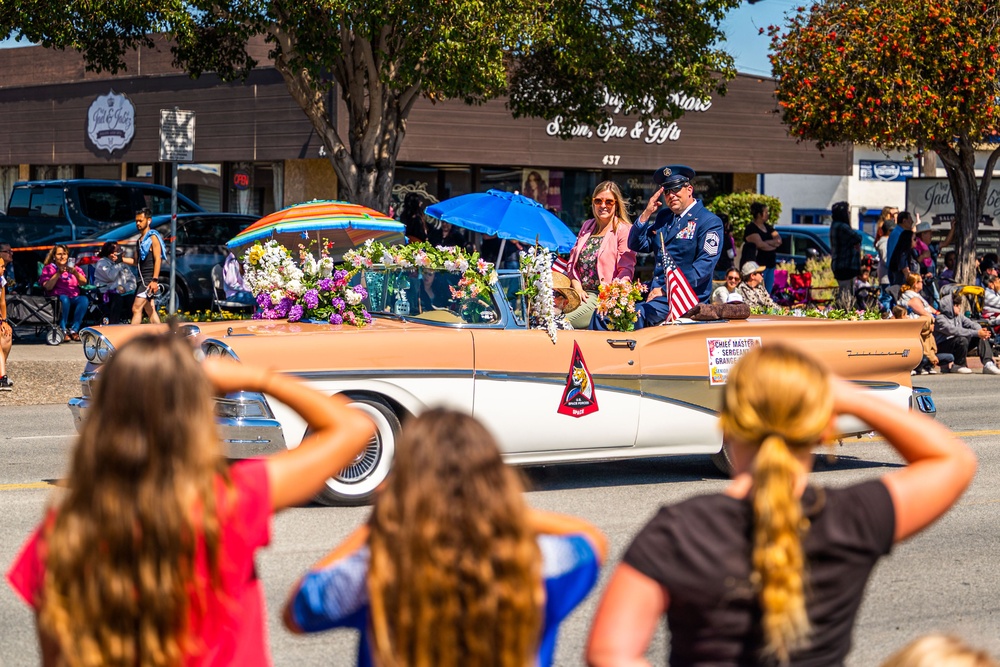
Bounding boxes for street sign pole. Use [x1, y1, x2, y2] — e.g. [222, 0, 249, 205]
[170, 161, 178, 313]
[159, 107, 195, 316]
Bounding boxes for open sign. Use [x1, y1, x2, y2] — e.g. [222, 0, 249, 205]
[233, 170, 251, 191]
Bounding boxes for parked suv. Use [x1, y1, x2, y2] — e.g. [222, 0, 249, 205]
[0, 178, 204, 282]
[0, 179, 203, 245]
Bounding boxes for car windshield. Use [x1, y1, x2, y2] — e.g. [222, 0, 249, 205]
[361, 267, 501, 325]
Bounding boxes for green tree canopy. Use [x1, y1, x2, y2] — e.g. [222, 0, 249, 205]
[769, 0, 1000, 284]
[1, 0, 739, 212]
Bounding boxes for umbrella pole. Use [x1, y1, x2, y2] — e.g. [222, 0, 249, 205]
[497, 239, 506, 266]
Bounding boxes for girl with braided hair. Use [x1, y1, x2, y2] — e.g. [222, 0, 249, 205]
[284, 408, 606, 667]
[587, 343, 975, 666]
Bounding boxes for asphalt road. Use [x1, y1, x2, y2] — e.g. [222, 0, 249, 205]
[1, 374, 999, 666]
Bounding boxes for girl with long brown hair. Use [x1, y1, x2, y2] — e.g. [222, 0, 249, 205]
[7, 330, 375, 667]
[587, 343, 976, 666]
[284, 408, 607, 666]
[564, 181, 637, 328]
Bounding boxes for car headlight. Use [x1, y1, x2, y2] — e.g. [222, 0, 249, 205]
[214, 397, 270, 419]
[200, 340, 238, 360]
[82, 332, 99, 361]
[96, 338, 111, 363]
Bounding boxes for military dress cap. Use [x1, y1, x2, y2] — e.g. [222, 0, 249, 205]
[653, 165, 696, 188]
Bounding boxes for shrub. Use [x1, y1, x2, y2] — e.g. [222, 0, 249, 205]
[707, 193, 783, 243]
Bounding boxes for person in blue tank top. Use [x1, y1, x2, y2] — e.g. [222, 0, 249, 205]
[284, 408, 607, 667]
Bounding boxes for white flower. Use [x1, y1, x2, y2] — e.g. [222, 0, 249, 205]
[345, 290, 362, 305]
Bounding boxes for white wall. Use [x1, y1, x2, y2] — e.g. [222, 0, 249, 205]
[760, 174, 849, 224]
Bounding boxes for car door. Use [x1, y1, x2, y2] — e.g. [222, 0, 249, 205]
[471, 328, 640, 455]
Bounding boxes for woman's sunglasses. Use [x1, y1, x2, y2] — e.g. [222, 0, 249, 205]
[593, 198, 616, 208]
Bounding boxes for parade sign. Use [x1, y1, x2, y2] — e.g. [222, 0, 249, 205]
[707, 337, 762, 385]
[907, 177, 1000, 222]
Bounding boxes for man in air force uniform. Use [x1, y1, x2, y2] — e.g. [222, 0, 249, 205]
[626, 165, 723, 327]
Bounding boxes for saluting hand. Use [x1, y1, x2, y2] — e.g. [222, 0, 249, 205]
[641, 187, 664, 222]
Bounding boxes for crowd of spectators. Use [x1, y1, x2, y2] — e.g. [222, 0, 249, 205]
[4, 332, 980, 666]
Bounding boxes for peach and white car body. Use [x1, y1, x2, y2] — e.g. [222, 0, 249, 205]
[70, 270, 933, 505]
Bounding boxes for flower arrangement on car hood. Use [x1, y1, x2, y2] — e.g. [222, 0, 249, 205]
[597, 277, 647, 332]
[243, 240, 371, 325]
[244, 239, 498, 327]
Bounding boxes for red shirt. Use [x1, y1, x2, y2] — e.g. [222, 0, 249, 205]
[7, 459, 273, 667]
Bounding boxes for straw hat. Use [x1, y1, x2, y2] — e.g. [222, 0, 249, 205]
[551, 271, 581, 312]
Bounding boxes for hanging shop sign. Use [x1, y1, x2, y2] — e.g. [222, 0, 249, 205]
[859, 160, 913, 182]
[85, 90, 136, 158]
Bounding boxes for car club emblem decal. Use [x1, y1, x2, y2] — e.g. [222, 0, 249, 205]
[558, 342, 599, 418]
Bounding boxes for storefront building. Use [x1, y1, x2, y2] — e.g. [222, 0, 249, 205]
[0, 38, 852, 234]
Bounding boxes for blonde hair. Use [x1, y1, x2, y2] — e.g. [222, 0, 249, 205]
[367, 409, 542, 667]
[719, 344, 834, 663]
[900, 273, 921, 294]
[881, 634, 1000, 667]
[40, 331, 228, 667]
[591, 181, 631, 231]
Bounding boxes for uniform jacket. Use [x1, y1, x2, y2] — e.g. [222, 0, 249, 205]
[628, 201, 723, 302]
[566, 218, 636, 286]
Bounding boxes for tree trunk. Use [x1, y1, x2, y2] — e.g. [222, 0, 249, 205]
[270, 27, 420, 215]
[936, 137, 982, 286]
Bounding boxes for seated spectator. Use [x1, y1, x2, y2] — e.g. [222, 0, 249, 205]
[736, 261, 776, 310]
[880, 634, 999, 667]
[550, 270, 580, 329]
[39, 244, 88, 341]
[284, 409, 606, 667]
[6, 330, 375, 666]
[711, 268, 741, 304]
[854, 266, 878, 310]
[983, 272, 1000, 320]
[0, 254, 11, 390]
[586, 344, 976, 667]
[92, 241, 136, 324]
[222, 252, 255, 305]
[939, 250, 957, 293]
[935, 292, 1000, 375]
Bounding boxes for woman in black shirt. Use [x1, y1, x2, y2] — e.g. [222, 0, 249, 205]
[587, 344, 976, 667]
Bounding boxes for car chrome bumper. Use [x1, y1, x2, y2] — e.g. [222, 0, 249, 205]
[911, 386, 936, 417]
[68, 390, 286, 457]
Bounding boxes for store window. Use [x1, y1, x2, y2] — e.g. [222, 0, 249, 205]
[179, 163, 222, 212]
[228, 162, 279, 217]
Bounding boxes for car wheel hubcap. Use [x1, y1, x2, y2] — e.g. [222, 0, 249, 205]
[334, 435, 381, 483]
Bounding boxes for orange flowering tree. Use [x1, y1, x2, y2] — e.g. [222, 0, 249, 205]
[769, 0, 1000, 284]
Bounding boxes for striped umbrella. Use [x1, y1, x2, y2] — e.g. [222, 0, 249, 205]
[226, 200, 406, 259]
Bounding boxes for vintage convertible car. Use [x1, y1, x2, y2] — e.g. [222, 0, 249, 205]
[69, 266, 935, 505]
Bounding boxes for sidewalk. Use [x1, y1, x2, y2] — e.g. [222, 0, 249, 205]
[0, 338, 87, 407]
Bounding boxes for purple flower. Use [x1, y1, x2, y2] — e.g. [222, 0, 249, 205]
[329, 313, 344, 325]
[318, 278, 333, 292]
[362, 310, 372, 324]
[279, 296, 295, 311]
[333, 269, 349, 285]
[353, 285, 368, 298]
[331, 297, 345, 312]
[256, 292, 271, 308]
[304, 289, 320, 309]
[288, 305, 304, 322]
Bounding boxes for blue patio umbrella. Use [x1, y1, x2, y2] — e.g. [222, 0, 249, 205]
[425, 189, 576, 258]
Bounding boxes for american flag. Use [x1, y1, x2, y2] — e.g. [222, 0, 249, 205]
[663, 250, 699, 322]
[552, 256, 570, 276]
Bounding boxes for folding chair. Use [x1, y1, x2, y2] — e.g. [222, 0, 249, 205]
[211, 264, 254, 314]
[6, 292, 64, 345]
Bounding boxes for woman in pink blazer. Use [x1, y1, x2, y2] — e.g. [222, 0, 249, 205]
[564, 181, 636, 328]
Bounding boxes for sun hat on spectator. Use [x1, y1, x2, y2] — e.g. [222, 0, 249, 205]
[915, 220, 932, 233]
[741, 261, 766, 278]
[551, 271, 581, 312]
